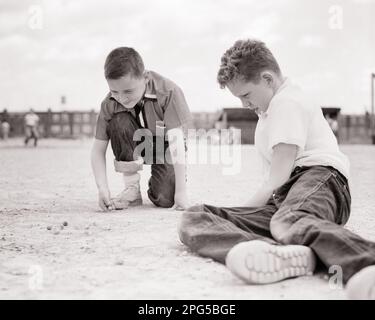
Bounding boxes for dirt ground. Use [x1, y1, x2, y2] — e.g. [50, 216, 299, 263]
[1, 138, 375, 299]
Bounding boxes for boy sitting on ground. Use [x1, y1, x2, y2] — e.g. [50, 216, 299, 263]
[178, 39, 375, 299]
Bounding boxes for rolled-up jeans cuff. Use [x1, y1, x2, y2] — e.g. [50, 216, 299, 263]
[114, 157, 144, 174]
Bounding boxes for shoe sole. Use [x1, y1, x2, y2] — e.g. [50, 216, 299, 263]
[225, 240, 316, 284]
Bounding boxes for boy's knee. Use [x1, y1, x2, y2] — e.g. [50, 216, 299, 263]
[148, 175, 175, 208]
[271, 208, 311, 244]
[155, 195, 174, 208]
[270, 219, 290, 244]
[270, 209, 295, 244]
[148, 190, 174, 208]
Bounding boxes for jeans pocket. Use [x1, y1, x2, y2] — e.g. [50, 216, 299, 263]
[330, 171, 351, 225]
[340, 183, 351, 224]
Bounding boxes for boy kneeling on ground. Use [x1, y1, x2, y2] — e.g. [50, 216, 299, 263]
[91, 47, 192, 211]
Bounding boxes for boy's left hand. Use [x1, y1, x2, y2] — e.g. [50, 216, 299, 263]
[171, 192, 190, 211]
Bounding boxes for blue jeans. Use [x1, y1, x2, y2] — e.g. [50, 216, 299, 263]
[179, 166, 375, 283]
[107, 112, 175, 208]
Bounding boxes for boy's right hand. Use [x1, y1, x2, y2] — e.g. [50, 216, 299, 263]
[98, 188, 114, 211]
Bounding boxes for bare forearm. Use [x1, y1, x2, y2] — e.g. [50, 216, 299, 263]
[173, 162, 187, 194]
[167, 128, 187, 195]
[91, 146, 109, 191]
[246, 143, 298, 208]
[171, 145, 189, 209]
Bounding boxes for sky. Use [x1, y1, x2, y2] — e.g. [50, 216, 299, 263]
[0, 0, 374, 114]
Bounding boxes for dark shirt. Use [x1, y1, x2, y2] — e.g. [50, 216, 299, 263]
[95, 70, 192, 140]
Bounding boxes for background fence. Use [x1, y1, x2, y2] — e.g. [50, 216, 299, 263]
[192, 109, 375, 144]
[338, 113, 373, 144]
[1, 109, 97, 138]
[1, 109, 374, 144]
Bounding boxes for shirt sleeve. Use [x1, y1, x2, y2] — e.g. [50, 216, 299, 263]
[267, 100, 309, 154]
[95, 101, 110, 141]
[163, 86, 192, 131]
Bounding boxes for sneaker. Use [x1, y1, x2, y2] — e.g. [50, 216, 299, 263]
[225, 240, 316, 284]
[111, 185, 142, 210]
[346, 265, 375, 300]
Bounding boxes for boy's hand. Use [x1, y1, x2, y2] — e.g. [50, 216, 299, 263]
[171, 191, 190, 211]
[98, 188, 115, 211]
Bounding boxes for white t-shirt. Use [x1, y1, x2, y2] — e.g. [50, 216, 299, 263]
[25, 113, 39, 126]
[254, 78, 350, 181]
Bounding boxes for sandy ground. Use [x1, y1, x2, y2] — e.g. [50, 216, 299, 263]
[0, 138, 375, 300]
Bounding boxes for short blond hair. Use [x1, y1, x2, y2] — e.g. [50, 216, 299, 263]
[217, 39, 281, 88]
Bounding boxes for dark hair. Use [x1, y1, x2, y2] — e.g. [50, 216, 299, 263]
[217, 39, 281, 88]
[104, 47, 145, 79]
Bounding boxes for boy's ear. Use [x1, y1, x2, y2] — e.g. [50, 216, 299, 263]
[143, 71, 149, 81]
[261, 71, 273, 85]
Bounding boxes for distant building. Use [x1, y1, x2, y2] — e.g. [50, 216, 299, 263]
[216, 106, 345, 145]
[216, 108, 258, 144]
[192, 106, 371, 145]
[322, 107, 341, 140]
[321, 107, 341, 118]
[191, 112, 219, 130]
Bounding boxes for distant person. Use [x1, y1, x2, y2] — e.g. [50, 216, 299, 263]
[91, 47, 192, 212]
[1, 120, 10, 140]
[365, 111, 371, 136]
[24, 109, 40, 147]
